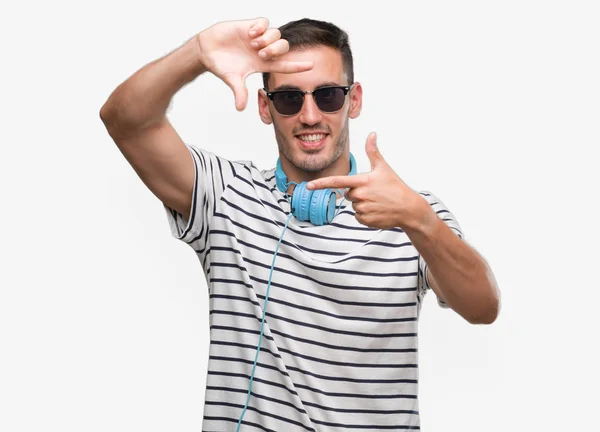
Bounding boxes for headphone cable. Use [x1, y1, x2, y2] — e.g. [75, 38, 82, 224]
[236, 212, 294, 431]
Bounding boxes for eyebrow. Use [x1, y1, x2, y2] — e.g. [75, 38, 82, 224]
[271, 82, 343, 92]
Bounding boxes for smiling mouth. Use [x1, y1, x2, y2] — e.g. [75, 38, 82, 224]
[295, 133, 328, 144]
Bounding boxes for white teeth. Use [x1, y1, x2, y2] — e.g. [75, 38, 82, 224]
[298, 134, 325, 142]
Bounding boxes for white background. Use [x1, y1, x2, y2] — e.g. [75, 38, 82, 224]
[1, 1, 599, 431]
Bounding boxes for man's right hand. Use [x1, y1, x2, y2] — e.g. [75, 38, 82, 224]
[101, 17, 308, 221]
[196, 17, 313, 111]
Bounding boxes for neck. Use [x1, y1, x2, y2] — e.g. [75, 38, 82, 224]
[278, 151, 353, 195]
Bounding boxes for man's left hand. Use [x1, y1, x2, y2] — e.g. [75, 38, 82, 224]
[306, 132, 428, 230]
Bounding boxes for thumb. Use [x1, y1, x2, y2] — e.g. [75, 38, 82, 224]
[222, 73, 248, 111]
[365, 132, 383, 170]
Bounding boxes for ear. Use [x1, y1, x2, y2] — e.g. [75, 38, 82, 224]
[258, 89, 273, 125]
[348, 82, 363, 119]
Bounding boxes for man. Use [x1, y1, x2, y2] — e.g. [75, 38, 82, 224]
[101, 17, 500, 431]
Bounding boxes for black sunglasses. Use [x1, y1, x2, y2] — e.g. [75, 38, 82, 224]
[264, 84, 354, 116]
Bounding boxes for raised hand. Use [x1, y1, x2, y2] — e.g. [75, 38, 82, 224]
[196, 17, 314, 111]
[306, 133, 429, 230]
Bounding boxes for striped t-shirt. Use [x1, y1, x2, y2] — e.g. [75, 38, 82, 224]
[164, 145, 464, 432]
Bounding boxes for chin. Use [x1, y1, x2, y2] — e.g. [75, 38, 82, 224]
[278, 131, 344, 173]
[293, 150, 335, 173]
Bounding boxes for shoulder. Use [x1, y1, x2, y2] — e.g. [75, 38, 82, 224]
[186, 144, 273, 179]
[188, 145, 281, 195]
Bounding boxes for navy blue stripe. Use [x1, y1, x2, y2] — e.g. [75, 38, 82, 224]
[212, 339, 417, 369]
[226, 185, 381, 232]
[286, 363, 418, 384]
[180, 150, 199, 240]
[208, 370, 299, 396]
[214, 210, 412, 250]
[328, 221, 388, 232]
[203, 416, 276, 432]
[242, 253, 419, 279]
[304, 400, 418, 415]
[208, 239, 418, 276]
[211, 372, 418, 403]
[253, 177, 274, 192]
[204, 399, 315, 432]
[209, 156, 216, 214]
[228, 159, 237, 177]
[187, 187, 207, 245]
[211, 325, 417, 356]
[270, 329, 417, 357]
[210, 310, 418, 339]
[293, 382, 418, 399]
[209, 355, 289, 377]
[209, 355, 416, 388]
[311, 417, 420, 430]
[207, 371, 418, 413]
[210, 261, 418, 292]
[223, 190, 369, 243]
[207, 228, 345, 257]
[208, 262, 417, 295]
[211, 294, 416, 322]
[280, 345, 417, 369]
[216, 156, 225, 191]
[208, 357, 418, 399]
[211, 276, 415, 304]
[210, 238, 417, 264]
[211, 256, 418, 289]
[232, 176, 284, 215]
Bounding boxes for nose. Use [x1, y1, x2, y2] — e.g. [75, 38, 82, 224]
[298, 94, 323, 126]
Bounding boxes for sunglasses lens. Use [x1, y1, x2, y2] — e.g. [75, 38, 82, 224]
[314, 87, 346, 113]
[272, 91, 304, 115]
[270, 87, 349, 115]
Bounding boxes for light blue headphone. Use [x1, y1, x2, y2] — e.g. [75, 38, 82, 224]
[275, 153, 357, 225]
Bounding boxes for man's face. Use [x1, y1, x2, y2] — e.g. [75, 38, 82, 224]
[258, 46, 362, 175]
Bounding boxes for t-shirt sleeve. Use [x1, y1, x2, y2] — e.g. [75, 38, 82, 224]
[163, 144, 237, 253]
[417, 190, 465, 309]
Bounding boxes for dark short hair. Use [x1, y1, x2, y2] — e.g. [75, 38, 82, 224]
[262, 18, 354, 90]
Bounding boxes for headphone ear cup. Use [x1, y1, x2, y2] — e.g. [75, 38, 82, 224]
[291, 182, 314, 222]
[310, 189, 337, 225]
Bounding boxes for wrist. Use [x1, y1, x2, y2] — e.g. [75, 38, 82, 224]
[184, 34, 208, 77]
[401, 193, 438, 237]
[192, 32, 205, 68]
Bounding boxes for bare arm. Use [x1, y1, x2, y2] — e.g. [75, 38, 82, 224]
[100, 17, 313, 221]
[411, 203, 501, 324]
[304, 136, 500, 324]
[100, 37, 203, 219]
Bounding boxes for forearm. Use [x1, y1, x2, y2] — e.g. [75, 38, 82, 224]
[404, 198, 500, 324]
[100, 36, 206, 136]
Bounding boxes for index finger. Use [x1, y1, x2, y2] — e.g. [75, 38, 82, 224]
[269, 59, 314, 74]
[306, 175, 366, 190]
